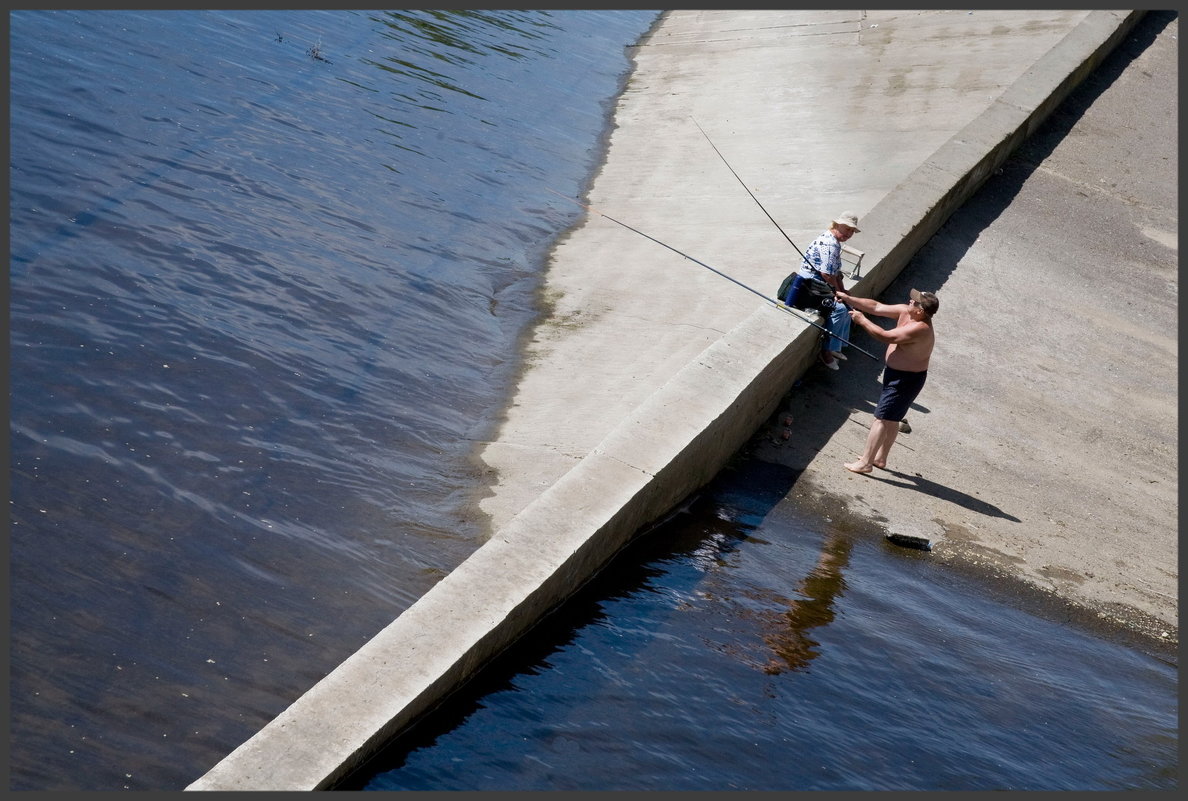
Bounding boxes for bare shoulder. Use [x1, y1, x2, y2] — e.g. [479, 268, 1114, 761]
[895, 318, 933, 340]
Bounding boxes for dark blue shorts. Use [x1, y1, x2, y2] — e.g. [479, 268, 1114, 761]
[874, 366, 927, 421]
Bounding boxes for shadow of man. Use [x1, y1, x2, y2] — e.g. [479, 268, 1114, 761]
[859, 468, 1021, 522]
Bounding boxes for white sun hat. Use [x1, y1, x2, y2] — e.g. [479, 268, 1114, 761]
[833, 211, 860, 232]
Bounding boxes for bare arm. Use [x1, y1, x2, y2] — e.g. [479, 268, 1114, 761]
[835, 290, 906, 319]
[849, 313, 929, 345]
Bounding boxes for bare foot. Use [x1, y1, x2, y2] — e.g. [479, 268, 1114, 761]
[843, 461, 872, 474]
[872, 461, 886, 469]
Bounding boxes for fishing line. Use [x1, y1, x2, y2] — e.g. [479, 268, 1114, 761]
[690, 117, 873, 353]
[545, 188, 880, 361]
[692, 116, 864, 295]
[690, 116, 807, 261]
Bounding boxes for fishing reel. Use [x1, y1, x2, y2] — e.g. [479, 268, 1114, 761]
[813, 294, 837, 313]
[792, 281, 837, 314]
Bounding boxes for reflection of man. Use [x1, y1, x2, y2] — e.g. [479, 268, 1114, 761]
[835, 288, 938, 474]
[760, 533, 852, 675]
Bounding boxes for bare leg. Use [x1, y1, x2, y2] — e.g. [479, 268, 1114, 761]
[845, 417, 897, 474]
[871, 420, 900, 468]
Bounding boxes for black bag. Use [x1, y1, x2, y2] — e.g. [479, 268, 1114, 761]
[778, 272, 834, 312]
[777, 272, 796, 304]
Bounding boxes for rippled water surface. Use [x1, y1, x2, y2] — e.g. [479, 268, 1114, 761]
[10, 9, 1177, 793]
[349, 458, 1177, 791]
[9, 9, 661, 790]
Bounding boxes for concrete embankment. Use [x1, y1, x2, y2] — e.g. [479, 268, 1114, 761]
[186, 10, 1148, 791]
[763, 8, 1177, 647]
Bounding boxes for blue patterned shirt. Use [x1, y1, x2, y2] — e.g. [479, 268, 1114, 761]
[796, 230, 842, 280]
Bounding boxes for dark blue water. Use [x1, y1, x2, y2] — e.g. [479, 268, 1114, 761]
[348, 457, 1177, 791]
[8, 9, 1177, 794]
[8, 9, 661, 791]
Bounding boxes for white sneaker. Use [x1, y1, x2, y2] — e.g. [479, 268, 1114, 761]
[818, 353, 839, 371]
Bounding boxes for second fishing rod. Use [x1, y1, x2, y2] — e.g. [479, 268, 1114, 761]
[545, 188, 880, 362]
[690, 117, 876, 362]
[691, 117, 862, 309]
[546, 121, 878, 361]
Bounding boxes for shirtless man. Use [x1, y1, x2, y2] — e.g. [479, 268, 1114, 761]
[834, 288, 939, 474]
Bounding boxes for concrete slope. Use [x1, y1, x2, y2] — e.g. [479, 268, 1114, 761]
[186, 9, 1145, 792]
[478, 8, 1104, 530]
[760, 8, 1177, 644]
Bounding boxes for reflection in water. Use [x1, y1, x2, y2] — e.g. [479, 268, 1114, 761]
[759, 532, 852, 674]
[353, 456, 1177, 791]
[674, 483, 854, 677]
[365, 10, 559, 107]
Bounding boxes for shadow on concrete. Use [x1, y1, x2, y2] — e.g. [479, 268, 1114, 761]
[742, 9, 1177, 530]
[851, 468, 1022, 523]
[331, 14, 1177, 789]
[883, 9, 1177, 301]
[1015, 10, 1178, 170]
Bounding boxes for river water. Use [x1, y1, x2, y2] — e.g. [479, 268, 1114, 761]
[346, 456, 1177, 790]
[8, 9, 1176, 792]
[9, 9, 662, 790]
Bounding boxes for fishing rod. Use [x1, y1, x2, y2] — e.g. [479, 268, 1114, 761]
[545, 188, 880, 361]
[691, 117, 806, 262]
[691, 116, 866, 325]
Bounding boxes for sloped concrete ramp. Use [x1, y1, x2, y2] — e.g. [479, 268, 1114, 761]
[187, 10, 1144, 791]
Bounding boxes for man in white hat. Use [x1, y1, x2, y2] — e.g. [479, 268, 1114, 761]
[782, 212, 861, 370]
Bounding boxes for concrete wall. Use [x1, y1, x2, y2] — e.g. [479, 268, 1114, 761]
[855, 11, 1145, 302]
[186, 9, 1144, 792]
